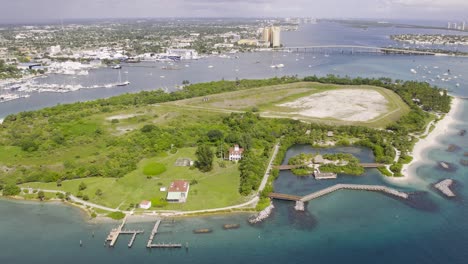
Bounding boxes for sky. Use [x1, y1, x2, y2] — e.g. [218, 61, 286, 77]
[0, 0, 467, 23]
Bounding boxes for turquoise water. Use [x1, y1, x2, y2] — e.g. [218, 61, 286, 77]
[1, 21, 468, 263]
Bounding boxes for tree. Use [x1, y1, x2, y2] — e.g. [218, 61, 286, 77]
[195, 144, 214, 172]
[37, 190, 45, 201]
[207, 129, 223, 142]
[78, 182, 87, 191]
[95, 189, 103, 197]
[2, 184, 21, 196]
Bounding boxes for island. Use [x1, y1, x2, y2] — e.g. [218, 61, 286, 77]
[0, 75, 452, 219]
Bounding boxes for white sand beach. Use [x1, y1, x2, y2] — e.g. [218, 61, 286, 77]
[396, 97, 462, 183]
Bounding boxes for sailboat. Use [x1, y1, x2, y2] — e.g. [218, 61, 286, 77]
[116, 69, 130, 86]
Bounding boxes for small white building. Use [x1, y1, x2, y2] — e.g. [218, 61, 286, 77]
[166, 180, 190, 203]
[139, 200, 152, 210]
[228, 144, 244, 162]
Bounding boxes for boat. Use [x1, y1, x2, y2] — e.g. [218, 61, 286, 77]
[270, 63, 285, 69]
[193, 228, 212, 234]
[208, 65, 214, 68]
[459, 129, 466, 136]
[410, 69, 417, 74]
[116, 70, 130, 86]
[460, 159, 468, 166]
[223, 224, 240, 230]
[439, 161, 450, 170]
[112, 65, 122, 69]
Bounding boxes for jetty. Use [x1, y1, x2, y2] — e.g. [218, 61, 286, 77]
[106, 217, 144, 248]
[269, 184, 409, 211]
[434, 179, 456, 197]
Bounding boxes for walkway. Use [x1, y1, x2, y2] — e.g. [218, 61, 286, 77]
[269, 183, 409, 204]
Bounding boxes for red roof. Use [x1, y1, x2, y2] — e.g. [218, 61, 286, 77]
[140, 200, 151, 206]
[168, 180, 189, 192]
[229, 144, 244, 155]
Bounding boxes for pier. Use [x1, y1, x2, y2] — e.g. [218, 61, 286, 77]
[146, 220, 161, 248]
[146, 220, 181, 249]
[270, 184, 409, 211]
[106, 216, 144, 247]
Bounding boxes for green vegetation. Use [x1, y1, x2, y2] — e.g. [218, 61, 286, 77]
[195, 144, 214, 172]
[0, 60, 21, 79]
[142, 162, 167, 176]
[107, 211, 126, 220]
[320, 153, 364, 175]
[2, 184, 20, 196]
[0, 75, 451, 211]
[377, 167, 393, 177]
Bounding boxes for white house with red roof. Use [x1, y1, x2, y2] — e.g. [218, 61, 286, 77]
[166, 180, 190, 203]
[139, 200, 152, 210]
[228, 144, 244, 162]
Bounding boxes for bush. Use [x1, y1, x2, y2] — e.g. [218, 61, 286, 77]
[142, 162, 167, 176]
[150, 198, 168, 208]
[82, 195, 89, 201]
[107, 211, 126, 220]
[377, 167, 393, 177]
[78, 182, 87, 191]
[2, 184, 20, 196]
[255, 197, 271, 211]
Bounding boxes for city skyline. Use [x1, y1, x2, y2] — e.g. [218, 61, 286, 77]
[0, 0, 468, 24]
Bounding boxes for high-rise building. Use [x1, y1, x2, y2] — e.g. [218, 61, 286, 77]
[271, 26, 281, 48]
[448, 22, 451, 29]
[462, 22, 466, 31]
[262, 27, 271, 43]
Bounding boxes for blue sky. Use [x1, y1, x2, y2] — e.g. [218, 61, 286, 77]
[0, 0, 467, 23]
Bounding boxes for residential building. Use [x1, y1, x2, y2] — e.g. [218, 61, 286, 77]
[228, 144, 244, 162]
[166, 180, 190, 203]
[139, 200, 152, 209]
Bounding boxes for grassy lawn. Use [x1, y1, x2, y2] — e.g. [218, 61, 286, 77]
[163, 82, 410, 128]
[21, 147, 245, 211]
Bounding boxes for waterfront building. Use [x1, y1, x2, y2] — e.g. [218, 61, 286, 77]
[271, 26, 281, 47]
[166, 180, 190, 203]
[228, 144, 244, 162]
[262, 27, 271, 42]
[237, 39, 258, 46]
[166, 49, 199, 60]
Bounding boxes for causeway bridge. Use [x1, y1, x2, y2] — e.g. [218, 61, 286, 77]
[272, 45, 436, 55]
[269, 184, 409, 211]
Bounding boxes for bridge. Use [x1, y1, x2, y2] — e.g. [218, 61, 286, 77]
[274, 163, 385, 171]
[272, 45, 436, 55]
[269, 184, 409, 211]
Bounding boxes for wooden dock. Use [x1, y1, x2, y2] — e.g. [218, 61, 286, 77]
[300, 184, 408, 202]
[150, 243, 183, 248]
[106, 216, 144, 248]
[269, 184, 409, 210]
[268, 192, 302, 201]
[146, 220, 161, 248]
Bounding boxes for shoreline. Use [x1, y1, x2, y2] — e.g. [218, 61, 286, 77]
[400, 97, 462, 182]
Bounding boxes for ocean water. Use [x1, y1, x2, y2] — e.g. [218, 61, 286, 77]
[1, 21, 468, 264]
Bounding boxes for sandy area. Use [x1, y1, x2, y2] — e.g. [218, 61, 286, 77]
[278, 89, 388, 121]
[385, 97, 461, 186]
[105, 114, 142, 120]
